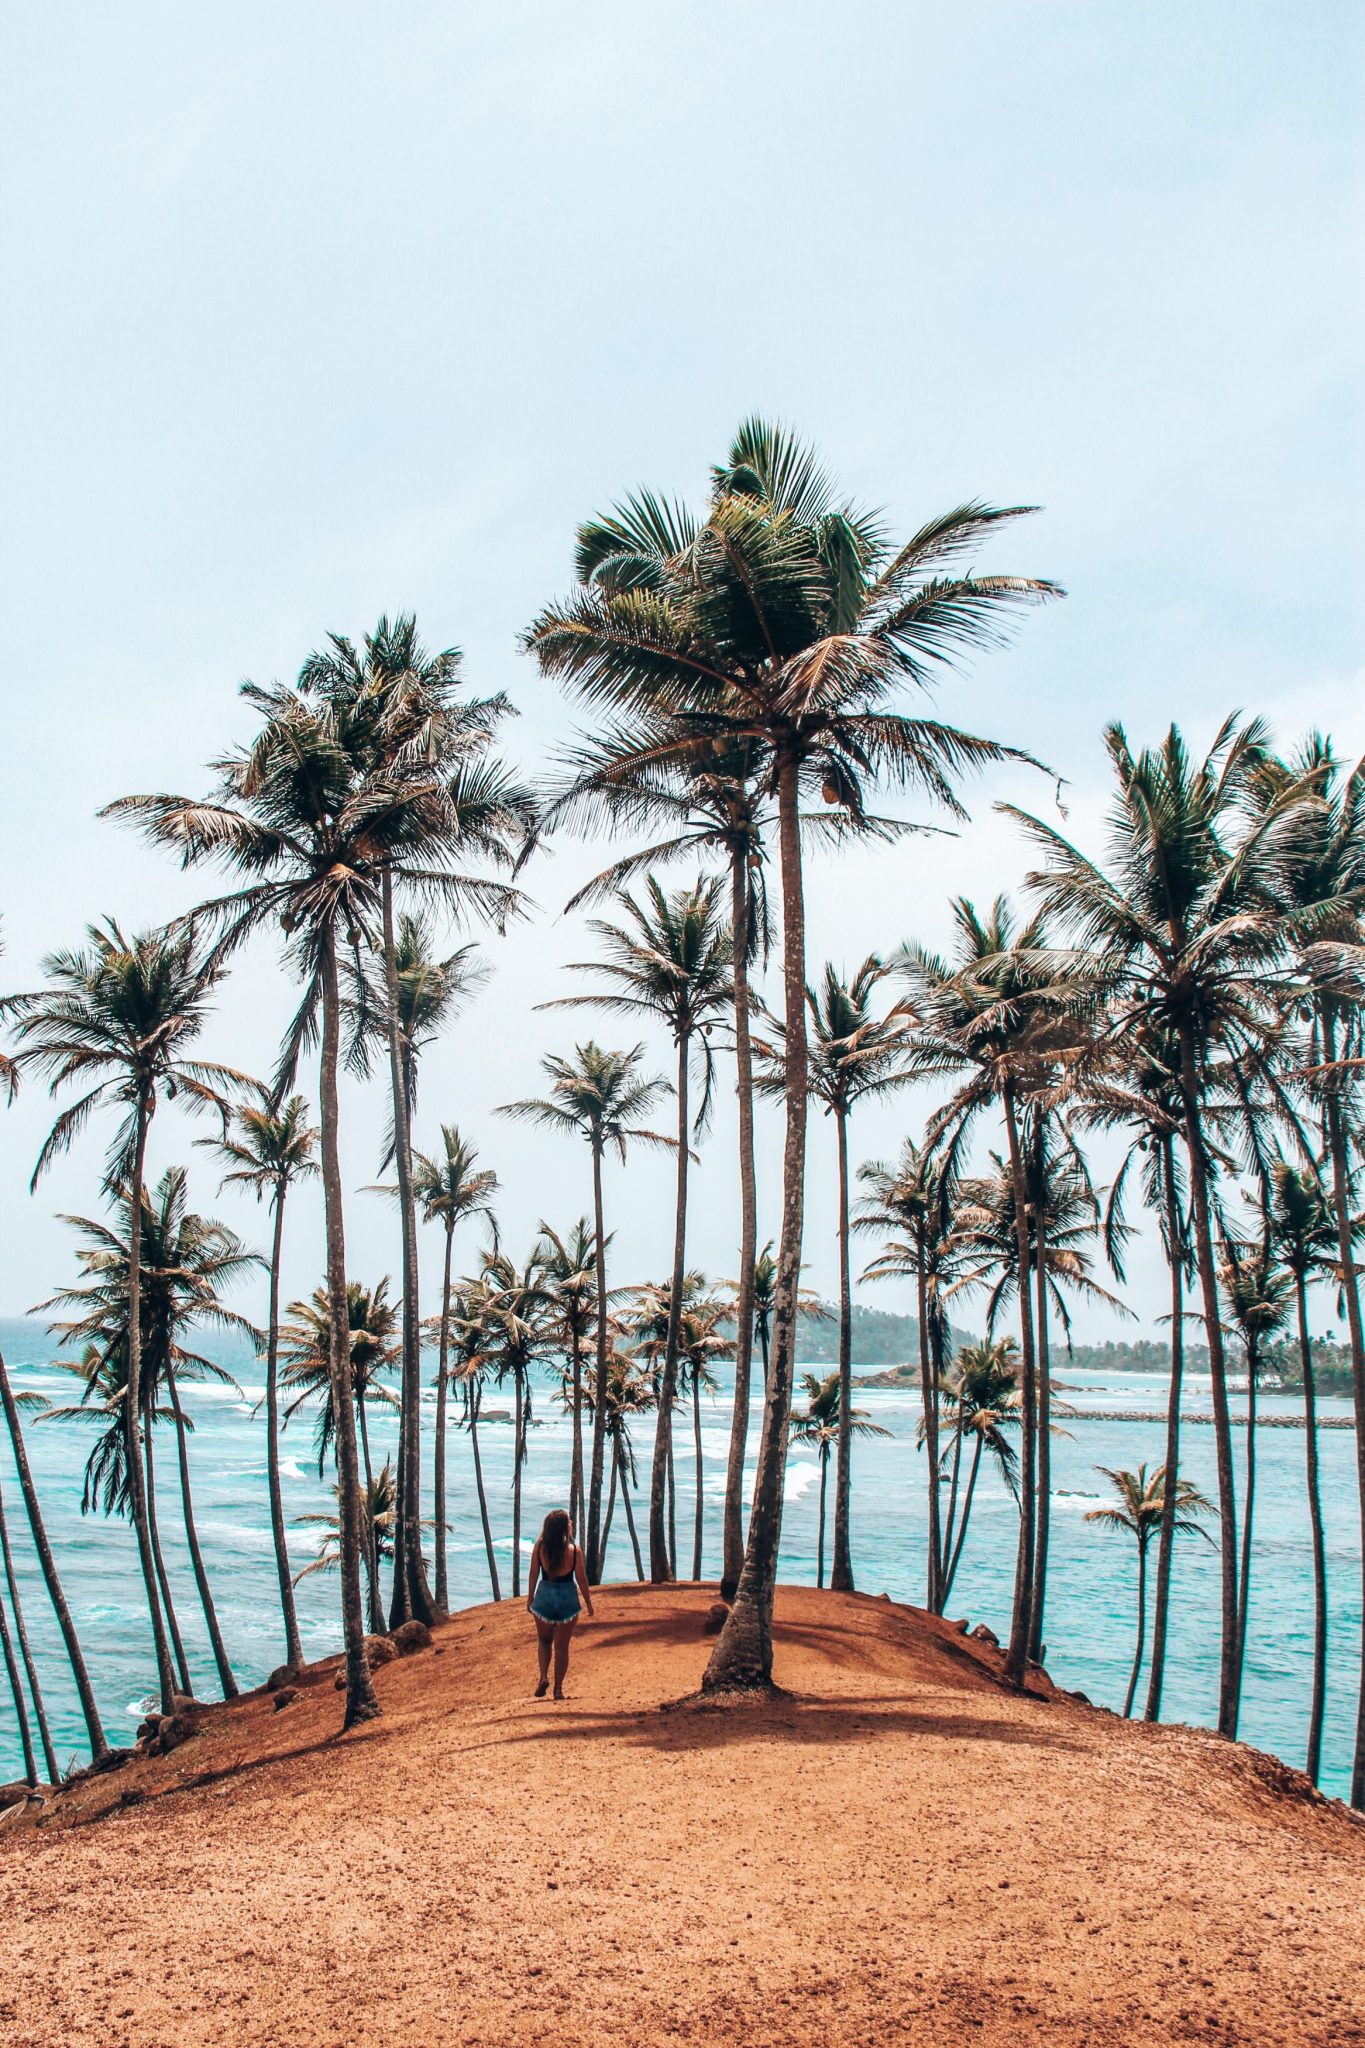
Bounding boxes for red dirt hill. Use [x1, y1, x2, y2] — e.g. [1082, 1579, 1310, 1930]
[1, 1583, 1362, 2047]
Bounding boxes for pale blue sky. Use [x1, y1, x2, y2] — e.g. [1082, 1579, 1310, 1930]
[2, 2, 1362, 1329]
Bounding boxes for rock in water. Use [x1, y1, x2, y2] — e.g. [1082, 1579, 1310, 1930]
[390, 1619, 433, 1656]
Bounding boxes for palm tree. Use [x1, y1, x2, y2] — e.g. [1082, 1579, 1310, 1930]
[498, 1042, 671, 1581]
[1220, 1231, 1290, 1699]
[0, 1408, 58, 1783]
[526, 417, 1059, 1689]
[544, 732, 774, 1602]
[0, 1348, 108, 1762]
[475, 1250, 551, 1598]
[536, 1219, 600, 1537]
[301, 617, 532, 1631]
[1008, 718, 1317, 1736]
[1263, 738, 1365, 1805]
[756, 956, 914, 1591]
[1074, 1016, 1194, 1722]
[1086, 1465, 1215, 1718]
[1269, 1157, 1352, 1783]
[543, 876, 731, 1582]
[856, 1139, 969, 1612]
[294, 1462, 397, 1593]
[629, 1275, 733, 1579]
[106, 668, 412, 1727]
[933, 1338, 1022, 1608]
[411, 1127, 498, 1609]
[790, 1371, 891, 1588]
[592, 1350, 655, 1581]
[39, 1167, 260, 1699]
[1, 920, 242, 1712]
[895, 897, 1095, 1683]
[203, 1090, 318, 1672]
[280, 1281, 401, 1635]
[448, 1285, 502, 1601]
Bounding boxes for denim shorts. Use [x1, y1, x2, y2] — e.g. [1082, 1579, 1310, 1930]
[531, 1575, 581, 1624]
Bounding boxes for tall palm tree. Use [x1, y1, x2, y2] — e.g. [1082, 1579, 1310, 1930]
[39, 1167, 259, 1699]
[448, 1284, 502, 1601]
[106, 668, 415, 1726]
[536, 1218, 600, 1537]
[592, 1349, 655, 1581]
[203, 1090, 318, 1672]
[756, 956, 914, 1591]
[527, 418, 1059, 1688]
[856, 1139, 970, 1612]
[895, 897, 1095, 1683]
[2, 920, 242, 1712]
[1269, 1157, 1351, 1783]
[498, 1042, 671, 1581]
[542, 876, 732, 1582]
[629, 1275, 733, 1579]
[790, 1371, 891, 1589]
[280, 1280, 400, 1635]
[1220, 1231, 1291, 1700]
[1086, 1464, 1214, 1718]
[475, 1249, 551, 1599]
[1008, 717, 1317, 1736]
[544, 731, 774, 1601]
[1262, 738, 1365, 1805]
[412, 1127, 498, 1610]
[0, 1348, 108, 1762]
[932, 1338, 1022, 1608]
[301, 617, 532, 1630]
[0, 1409, 58, 1783]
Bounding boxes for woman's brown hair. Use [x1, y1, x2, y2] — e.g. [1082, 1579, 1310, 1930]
[540, 1508, 571, 1576]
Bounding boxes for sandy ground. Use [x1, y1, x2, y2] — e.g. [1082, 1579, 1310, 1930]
[1, 1583, 1363, 2047]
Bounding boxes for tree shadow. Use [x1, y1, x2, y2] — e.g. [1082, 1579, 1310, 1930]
[64, 1722, 390, 1828]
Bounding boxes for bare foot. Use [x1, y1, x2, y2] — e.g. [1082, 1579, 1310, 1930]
[534, 1680, 549, 1698]
[553, 1688, 565, 1701]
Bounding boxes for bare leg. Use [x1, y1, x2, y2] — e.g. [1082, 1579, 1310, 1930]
[552, 1622, 574, 1699]
[534, 1619, 552, 1697]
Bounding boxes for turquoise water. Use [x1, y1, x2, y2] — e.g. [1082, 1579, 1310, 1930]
[0, 1316, 1359, 1800]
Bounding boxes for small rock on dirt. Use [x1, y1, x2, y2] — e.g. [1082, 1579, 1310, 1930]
[969, 1623, 1000, 1648]
[702, 1601, 730, 1636]
[390, 1619, 433, 1655]
[272, 1688, 299, 1712]
[363, 1634, 399, 1668]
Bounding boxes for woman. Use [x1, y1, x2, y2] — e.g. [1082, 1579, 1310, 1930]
[527, 1507, 594, 1699]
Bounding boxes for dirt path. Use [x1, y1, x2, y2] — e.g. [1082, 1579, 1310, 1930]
[2, 1584, 1362, 2046]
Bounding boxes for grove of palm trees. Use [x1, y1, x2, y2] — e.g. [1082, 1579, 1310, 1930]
[0, 419, 1361, 1839]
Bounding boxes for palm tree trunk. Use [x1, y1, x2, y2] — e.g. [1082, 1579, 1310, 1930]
[467, 1384, 501, 1600]
[1028, 1162, 1052, 1664]
[1123, 1539, 1149, 1719]
[164, 1357, 238, 1698]
[570, 1329, 585, 1540]
[0, 1349, 107, 1761]
[586, 1142, 610, 1584]
[512, 1371, 524, 1600]
[941, 1431, 985, 1606]
[917, 1235, 942, 1612]
[125, 1104, 178, 1713]
[318, 928, 380, 1726]
[618, 1445, 645, 1580]
[816, 1449, 828, 1589]
[939, 1396, 965, 1602]
[0, 1478, 57, 1782]
[649, 1033, 691, 1582]
[1321, 1007, 1365, 1808]
[1001, 1085, 1039, 1687]
[1145, 1137, 1185, 1722]
[1178, 1028, 1240, 1740]
[830, 1106, 855, 1593]
[691, 1367, 704, 1581]
[721, 848, 759, 1601]
[666, 1434, 677, 1576]
[705, 752, 808, 1691]
[381, 874, 438, 1629]
[434, 1221, 455, 1611]
[601, 1438, 619, 1564]
[1295, 1272, 1329, 1784]
[265, 1191, 303, 1672]
[1235, 1346, 1258, 1699]
[355, 1396, 383, 1636]
[0, 1575, 37, 1787]
[144, 1426, 192, 1698]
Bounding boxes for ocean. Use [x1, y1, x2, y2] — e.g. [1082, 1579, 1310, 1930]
[0, 1316, 1359, 1800]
